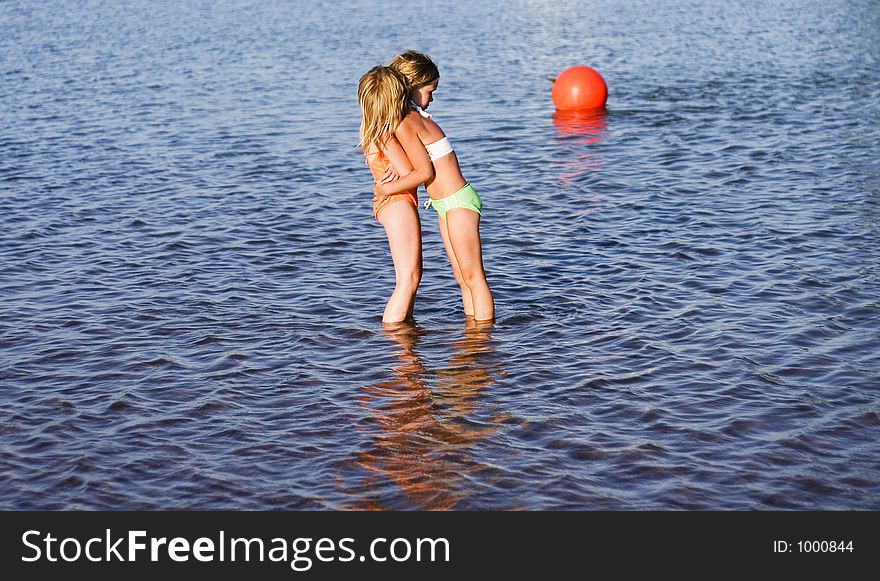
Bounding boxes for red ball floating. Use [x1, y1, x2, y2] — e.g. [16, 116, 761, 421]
[551, 66, 608, 111]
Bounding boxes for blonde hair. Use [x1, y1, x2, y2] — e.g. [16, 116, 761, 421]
[357, 66, 411, 153]
[388, 49, 440, 90]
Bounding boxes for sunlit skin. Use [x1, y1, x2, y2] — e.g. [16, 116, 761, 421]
[364, 137, 421, 323]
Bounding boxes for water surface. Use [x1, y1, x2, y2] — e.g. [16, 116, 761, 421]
[1, 0, 878, 509]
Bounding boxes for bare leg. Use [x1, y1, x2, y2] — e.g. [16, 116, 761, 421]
[378, 201, 422, 322]
[443, 209, 493, 321]
[437, 214, 475, 316]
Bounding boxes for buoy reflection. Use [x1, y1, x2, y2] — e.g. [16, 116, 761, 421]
[552, 109, 607, 143]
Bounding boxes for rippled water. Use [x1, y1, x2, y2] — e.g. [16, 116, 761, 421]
[1, 0, 879, 510]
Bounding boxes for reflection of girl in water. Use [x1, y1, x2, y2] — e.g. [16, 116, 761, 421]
[433, 319, 497, 426]
[352, 320, 506, 510]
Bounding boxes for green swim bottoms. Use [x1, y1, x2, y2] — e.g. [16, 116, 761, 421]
[424, 182, 483, 220]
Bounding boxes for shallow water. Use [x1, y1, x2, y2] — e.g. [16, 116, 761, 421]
[1, 0, 879, 509]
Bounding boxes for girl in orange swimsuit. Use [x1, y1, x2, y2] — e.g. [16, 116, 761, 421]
[358, 68, 431, 323]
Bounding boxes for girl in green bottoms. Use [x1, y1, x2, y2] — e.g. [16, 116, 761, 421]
[374, 50, 494, 321]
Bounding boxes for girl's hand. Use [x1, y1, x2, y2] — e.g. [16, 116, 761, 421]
[372, 182, 389, 203]
[379, 165, 400, 184]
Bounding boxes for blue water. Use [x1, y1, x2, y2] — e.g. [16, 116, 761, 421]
[1, 0, 878, 510]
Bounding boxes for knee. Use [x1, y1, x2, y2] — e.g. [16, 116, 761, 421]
[460, 266, 485, 290]
[398, 267, 422, 291]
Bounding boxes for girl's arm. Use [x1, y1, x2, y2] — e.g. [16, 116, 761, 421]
[379, 134, 413, 184]
[374, 117, 433, 197]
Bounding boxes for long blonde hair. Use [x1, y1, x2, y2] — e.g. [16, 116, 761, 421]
[388, 49, 440, 90]
[357, 66, 410, 153]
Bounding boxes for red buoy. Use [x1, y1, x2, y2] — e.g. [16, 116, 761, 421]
[551, 66, 608, 111]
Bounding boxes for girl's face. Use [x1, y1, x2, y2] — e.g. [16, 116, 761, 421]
[412, 81, 438, 110]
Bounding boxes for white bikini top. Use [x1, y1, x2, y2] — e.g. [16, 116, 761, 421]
[413, 103, 454, 161]
[425, 137, 453, 161]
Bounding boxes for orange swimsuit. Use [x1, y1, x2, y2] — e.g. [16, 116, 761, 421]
[367, 150, 418, 220]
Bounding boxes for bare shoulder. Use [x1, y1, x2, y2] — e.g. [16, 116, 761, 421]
[401, 110, 445, 142]
[398, 110, 424, 132]
[422, 115, 446, 138]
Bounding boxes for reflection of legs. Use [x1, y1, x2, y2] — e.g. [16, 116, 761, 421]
[442, 209, 494, 321]
[379, 201, 422, 323]
[438, 215, 474, 316]
[464, 317, 495, 334]
[381, 320, 426, 375]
